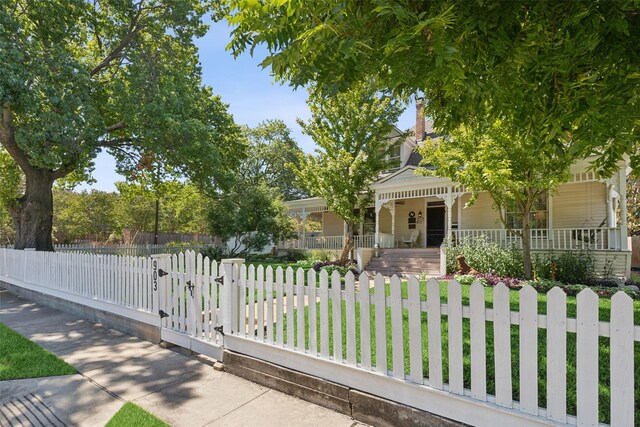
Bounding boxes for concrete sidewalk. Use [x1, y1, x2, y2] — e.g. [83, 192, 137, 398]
[0, 288, 365, 427]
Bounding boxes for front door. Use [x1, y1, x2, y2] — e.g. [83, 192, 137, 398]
[426, 205, 445, 247]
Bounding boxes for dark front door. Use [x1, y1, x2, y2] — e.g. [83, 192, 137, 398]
[426, 206, 445, 247]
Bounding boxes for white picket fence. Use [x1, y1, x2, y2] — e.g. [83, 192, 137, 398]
[53, 243, 210, 257]
[0, 248, 637, 426]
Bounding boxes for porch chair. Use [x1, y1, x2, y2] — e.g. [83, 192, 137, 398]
[403, 229, 420, 247]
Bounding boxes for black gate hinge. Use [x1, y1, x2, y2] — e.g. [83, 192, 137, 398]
[214, 276, 224, 284]
[186, 280, 195, 296]
[158, 269, 169, 277]
[159, 310, 169, 319]
[214, 325, 225, 336]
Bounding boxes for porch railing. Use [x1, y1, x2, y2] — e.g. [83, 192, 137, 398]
[452, 227, 622, 251]
[279, 234, 381, 250]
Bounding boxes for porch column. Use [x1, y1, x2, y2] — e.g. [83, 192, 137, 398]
[445, 186, 454, 245]
[375, 197, 385, 246]
[301, 208, 307, 248]
[619, 168, 628, 250]
[548, 193, 554, 247]
[391, 203, 396, 248]
[375, 206, 380, 246]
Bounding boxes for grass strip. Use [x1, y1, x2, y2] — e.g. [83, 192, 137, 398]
[0, 322, 76, 380]
[105, 402, 169, 427]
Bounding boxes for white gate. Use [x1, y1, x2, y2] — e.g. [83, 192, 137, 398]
[153, 251, 239, 360]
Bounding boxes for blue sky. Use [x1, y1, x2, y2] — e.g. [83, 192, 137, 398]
[80, 19, 416, 192]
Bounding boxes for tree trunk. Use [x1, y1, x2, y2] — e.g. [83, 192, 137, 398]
[11, 168, 55, 251]
[339, 222, 354, 266]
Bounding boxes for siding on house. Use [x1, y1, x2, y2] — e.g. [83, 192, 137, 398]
[458, 193, 501, 229]
[379, 207, 392, 234]
[323, 211, 344, 236]
[395, 198, 426, 246]
[552, 181, 608, 228]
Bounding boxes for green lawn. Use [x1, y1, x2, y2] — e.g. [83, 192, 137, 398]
[105, 402, 168, 427]
[0, 322, 76, 380]
[277, 281, 640, 425]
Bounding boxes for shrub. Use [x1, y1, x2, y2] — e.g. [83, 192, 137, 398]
[307, 249, 334, 262]
[446, 235, 524, 278]
[524, 279, 640, 299]
[533, 250, 595, 284]
[199, 244, 228, 261]
[312, 260, 358, 276]
[280, 249, 308, 262]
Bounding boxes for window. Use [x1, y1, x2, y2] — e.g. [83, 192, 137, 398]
[505, 192, 548, 229]
[387, 144, 401, 167]
[353, 208, 376, 235]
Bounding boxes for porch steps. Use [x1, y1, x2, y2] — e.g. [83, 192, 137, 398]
[364, 248, 441, 277]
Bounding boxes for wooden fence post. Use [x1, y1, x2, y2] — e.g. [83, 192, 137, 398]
[221, 258, 245, 335]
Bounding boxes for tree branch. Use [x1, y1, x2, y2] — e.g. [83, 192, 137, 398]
[101, 137, 136, 148]
[0, 104, 32, 172]
[89, 5, 144, 78]
[105, 122, 126, 132]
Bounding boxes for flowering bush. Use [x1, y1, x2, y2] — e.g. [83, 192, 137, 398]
[443, 273, 524, 289]
[312, 260, 358, 276]
[446, 235, 523, 277]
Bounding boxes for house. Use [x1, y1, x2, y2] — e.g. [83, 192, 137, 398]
[282, 103, 632, 278]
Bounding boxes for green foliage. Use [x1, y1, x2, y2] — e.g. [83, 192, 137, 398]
[422, 120, 573, 279]
[294, 80, 405, 247]
[0, 148, 21, 244]
[280, 249, 308, 262]
[239, 120, 307, 201]
[307, 249, 335, 263]
[533, 251, 596, 285]
[199, 244, 228, 262]
[0, 322, 76, 380]
[208, 182, 297, 257]
[53, 189, 118, 243]
[446, 236, 524, 278]
[1, 0, 242, 248]
[114, 181, 211, 236]
[48, 181, 212, 244]
[224, 0, 640, 175]
[453, 274, 485, 286]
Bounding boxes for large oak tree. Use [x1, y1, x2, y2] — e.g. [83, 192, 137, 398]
[1, 0, 242, 250]
[224, 1, 639, 176]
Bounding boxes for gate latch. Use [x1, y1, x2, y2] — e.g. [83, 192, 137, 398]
[213, 325, 225, 336]
[186, 280, 195, 297]
[159, 310, 169, 319]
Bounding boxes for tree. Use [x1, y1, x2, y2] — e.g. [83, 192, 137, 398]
[208, 181, 296, 257]
[114, 180, 211, 239]
[207, 120, 304, 255]
[0, 148, 22, 244]
[294, 82, 405, 264]
[1, 0, 242, 250]
[239, 120, 307, 201]
[224, 1, 640, 176]
[53, 189, 119, 244]
[420, 120, 573, 279]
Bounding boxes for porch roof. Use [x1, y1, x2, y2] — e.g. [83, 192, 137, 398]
[284, 197, 328, 214]
[370, 165, 456, 191]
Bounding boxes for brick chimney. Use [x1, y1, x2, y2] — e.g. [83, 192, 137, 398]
[415, 98, 425, 142]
